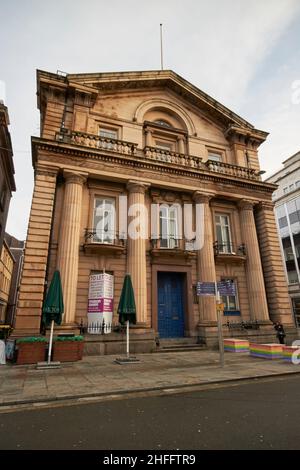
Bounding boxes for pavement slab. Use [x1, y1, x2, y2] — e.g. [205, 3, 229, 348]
[0, 350, 300, 408]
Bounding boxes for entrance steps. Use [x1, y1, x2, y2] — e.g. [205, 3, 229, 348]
[155, 338, 206, 353]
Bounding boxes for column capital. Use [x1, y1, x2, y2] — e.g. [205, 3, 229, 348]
[35, 165, 58, 178]
[193, 191, 215, 204]
[237, 199, 257, 211]
[127, 180, 150, 194]
[257, 201, 275, 211]
[64, 171, 88, 186]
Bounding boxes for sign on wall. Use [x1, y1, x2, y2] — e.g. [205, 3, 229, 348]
[87, 273, 114, 334]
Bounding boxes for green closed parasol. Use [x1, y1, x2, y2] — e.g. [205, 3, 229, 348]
[117, 274, 136, 359]
[42, 270, 64, 364]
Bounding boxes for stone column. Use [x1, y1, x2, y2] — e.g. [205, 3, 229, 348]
[145, 129, 153, 147]
[238, 199, 270, 322]
[255, 202, 294, 325]
[127, 180, 149, 325]
[56, 171, 87, 326]
[194, 192, 217, 324]
[177, 136, 185, 154]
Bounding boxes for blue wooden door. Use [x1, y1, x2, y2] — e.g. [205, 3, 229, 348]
[158, 272, 185, 338]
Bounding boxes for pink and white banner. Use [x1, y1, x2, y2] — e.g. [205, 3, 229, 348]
[87, 273, 114, 334]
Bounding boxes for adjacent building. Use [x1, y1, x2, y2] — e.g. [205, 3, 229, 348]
[0, 238, 14, 322]
[0, 103, 16, 252]
[266, 152, 300, 327]
[3, 233, 24, 325]
[13, 69, 296, 351]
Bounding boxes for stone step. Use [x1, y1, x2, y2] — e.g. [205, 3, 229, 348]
[158, 338, 200, 347]
[155, 342, 206, 353]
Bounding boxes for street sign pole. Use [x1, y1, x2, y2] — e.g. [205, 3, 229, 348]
[215, 284, 224, 368]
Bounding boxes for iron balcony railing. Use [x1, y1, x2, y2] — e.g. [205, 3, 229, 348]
[151, 236, 196, 251]
[84, 229, 126, 246]
[213, 241, 246, 256]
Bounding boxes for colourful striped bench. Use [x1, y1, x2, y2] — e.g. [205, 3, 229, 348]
[282, 345, 300, 364]
[250, 343, 283, 360]
[224, 339, 249, 353]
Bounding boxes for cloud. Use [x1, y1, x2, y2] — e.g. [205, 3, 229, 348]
[1, 0, 300, 238]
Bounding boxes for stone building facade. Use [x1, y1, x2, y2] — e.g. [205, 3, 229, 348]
[266, 151, 300, 327]
[3, 232, 24, 325]
[13, 69, 296, 351]
[0, 238, 14, 322]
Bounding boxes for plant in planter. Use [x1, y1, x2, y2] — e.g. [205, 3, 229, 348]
[16, 337, 47, 365]
[52, 335, 84, 362]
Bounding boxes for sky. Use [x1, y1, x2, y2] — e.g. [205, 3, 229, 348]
[1, 0, 300, 239]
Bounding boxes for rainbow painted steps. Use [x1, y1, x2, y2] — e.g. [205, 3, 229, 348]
[250, 343, 283, 360]
[282, 345, 300, 363]
[224, 339, 249, 353]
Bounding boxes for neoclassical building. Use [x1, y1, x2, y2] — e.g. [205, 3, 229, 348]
[14, 69, 296, 351]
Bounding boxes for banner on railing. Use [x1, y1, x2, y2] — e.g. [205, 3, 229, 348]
[87, 273, 114, 334]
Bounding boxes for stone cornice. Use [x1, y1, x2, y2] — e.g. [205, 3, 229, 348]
[31, 137, 277, 194]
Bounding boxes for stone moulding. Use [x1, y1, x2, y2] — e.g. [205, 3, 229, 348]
[31, 137, 277, 194]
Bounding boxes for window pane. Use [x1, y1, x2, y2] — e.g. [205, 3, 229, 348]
[99, 128, 117, 139]
[94, 198, 115, 243]
[208, 153, 222, 162]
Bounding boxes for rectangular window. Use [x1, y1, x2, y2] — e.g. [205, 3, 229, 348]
[155, 140, 174, 152]
[221, 279, 238, 311]
[215, 214, 232, 253]
[208, 152, 222, 162]
[99, 128, 118, 140]
[93, 198, 115, 243]
[159, 205, 180, 249]
[283, 187, 289, 194]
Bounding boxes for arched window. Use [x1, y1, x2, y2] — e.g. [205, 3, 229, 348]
[154, 119, 172, 128]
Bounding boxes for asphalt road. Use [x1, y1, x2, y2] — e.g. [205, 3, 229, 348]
[1, 375, 300, 450]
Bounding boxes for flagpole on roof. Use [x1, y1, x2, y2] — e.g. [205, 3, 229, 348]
[160, 23, 164, 70]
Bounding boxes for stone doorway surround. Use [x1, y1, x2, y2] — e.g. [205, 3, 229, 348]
[151, 264, 193, 337]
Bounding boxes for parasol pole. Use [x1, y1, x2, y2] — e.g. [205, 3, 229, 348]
[47, 319, 54, 364]
[126, 320, 129, 358]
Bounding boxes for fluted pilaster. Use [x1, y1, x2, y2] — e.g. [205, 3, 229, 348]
[194, 191, 217, 324]
[238, 199, 269, 322]
[127, 180, 149, 324]
[57, 171, 87, 325]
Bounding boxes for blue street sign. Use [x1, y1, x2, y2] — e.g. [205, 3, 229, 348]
[197, 282, 216, 296]
[217, 280, 236, 296]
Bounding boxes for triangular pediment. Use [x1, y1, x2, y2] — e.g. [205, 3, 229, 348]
[66, 69, 254, 130]
[37, 69, 268, 144]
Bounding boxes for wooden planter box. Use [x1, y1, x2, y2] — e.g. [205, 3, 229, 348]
[53, 341, 84, 362]
[17, 342, 47, 365]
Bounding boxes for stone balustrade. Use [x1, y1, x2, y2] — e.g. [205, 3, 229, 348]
[144, 146, 203, 169]
[205, 159, 260, 181]
[56, 130, 138, 155]
[55, 131, 262, 182]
